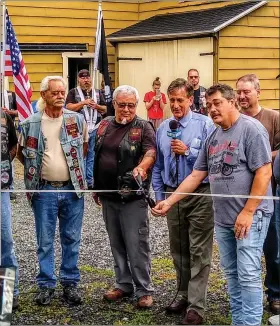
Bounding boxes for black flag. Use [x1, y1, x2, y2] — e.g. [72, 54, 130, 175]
[94, 5, 114, 116]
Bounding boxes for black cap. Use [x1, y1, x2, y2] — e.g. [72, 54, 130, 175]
[78, 69, 90, 78]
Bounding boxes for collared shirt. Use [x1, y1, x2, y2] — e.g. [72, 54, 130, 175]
[152, 110, 215, 201]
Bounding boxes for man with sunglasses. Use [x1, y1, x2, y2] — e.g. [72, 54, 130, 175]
[187, 69, 207, 116]
[66, 69, 107, 189]
[92, 85, 156, 309]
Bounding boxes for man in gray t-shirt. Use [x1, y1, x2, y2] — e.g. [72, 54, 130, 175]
[152, 84, 273, 326]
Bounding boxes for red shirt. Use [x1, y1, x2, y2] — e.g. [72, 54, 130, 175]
[144, 91, 167, 119]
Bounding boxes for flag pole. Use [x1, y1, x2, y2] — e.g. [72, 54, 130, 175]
[92, 0, 102, 95]
[1, 1, 6, 108]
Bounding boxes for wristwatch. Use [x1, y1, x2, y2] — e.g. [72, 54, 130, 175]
[184, 149, 190, 156]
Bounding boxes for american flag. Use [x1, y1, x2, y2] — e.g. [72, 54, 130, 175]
[4, 9, 32, 121]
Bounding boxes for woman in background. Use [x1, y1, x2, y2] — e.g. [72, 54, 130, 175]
[144, 77, 166, 129]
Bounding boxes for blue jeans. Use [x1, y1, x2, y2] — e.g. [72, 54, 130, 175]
[84, 130, 96, 188]
[263, 185, 280, 300]
[215, 211, 271, 326]
[1, 192, 19, 296]
[31, 183, 84, 288]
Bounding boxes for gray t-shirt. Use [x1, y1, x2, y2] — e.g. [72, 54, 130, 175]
[194, 114, 273, 227]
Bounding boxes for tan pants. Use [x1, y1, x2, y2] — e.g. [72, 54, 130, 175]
[166, 183, 214, 317]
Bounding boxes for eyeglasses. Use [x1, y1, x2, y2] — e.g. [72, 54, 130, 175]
[115, 101, 136, 109]
[189, 76, 199, 79]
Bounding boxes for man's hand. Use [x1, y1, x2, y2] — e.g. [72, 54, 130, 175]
[2, 107, 9, 114]
[92, 192, 101, 206]
[234, 209, 254, 240]
[151, 200, 172, 217]
[83, 99, 97, 109]
[171, 139, 188, 155]
[133, 166, 147, 180]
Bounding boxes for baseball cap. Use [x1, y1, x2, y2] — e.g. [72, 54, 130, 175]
[78, 69, 90, 78]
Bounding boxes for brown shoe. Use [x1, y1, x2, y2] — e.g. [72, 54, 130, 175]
[182, 309, 203, 325]
[269, 299, 280, 315]
[165, 298, 188, 314]
[137, 295, 153, 309]
[103, 288, 132, 302]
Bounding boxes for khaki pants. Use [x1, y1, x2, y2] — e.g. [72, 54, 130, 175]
[166, 184, 214, 317]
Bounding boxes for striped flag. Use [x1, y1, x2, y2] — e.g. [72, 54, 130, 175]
[4, 9, 32, 121]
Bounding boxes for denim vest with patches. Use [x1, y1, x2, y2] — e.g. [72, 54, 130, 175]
[20, 109, 86, 200]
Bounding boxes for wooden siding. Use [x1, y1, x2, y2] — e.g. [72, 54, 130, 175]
[138, 0, 243, 20]
[218, 1, 280, 108]
[5, 1, 139, 99]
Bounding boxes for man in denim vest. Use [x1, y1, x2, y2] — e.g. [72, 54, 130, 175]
[66, 69, 106, 189]
[17, 76, 88, 306]
[93, 85, 156, 308]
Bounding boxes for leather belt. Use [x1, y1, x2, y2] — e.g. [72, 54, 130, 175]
[40, 179, 70, 188]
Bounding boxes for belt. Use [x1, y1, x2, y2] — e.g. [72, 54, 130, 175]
[40, 179, 70, 188]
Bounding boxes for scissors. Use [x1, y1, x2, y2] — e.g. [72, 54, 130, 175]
[135, 175, 156, 209]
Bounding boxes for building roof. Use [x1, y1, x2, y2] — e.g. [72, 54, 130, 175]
[107, 1, 267, 44]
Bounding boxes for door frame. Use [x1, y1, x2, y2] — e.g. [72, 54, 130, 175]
[62, 52, 94, 92]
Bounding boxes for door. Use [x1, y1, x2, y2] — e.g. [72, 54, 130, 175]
[118, 37, 214, 119]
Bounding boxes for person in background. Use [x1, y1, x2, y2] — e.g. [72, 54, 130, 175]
[187, 69, 207, 116]
[144, 77, 167, 129]
[236, 73, 280, 315]
[66, 69, 106, 189]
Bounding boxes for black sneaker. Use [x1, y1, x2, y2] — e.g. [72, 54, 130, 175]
[12, 296, 19, 310]
[63, 285, 82, 305]
[35, 287, 55, 305]
[10, 193, 17, 200]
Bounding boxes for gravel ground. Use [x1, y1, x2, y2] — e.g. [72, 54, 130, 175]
[8, 161, 272, 325]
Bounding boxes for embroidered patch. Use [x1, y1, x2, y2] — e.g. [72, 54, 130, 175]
[74, 167, 82, 179]
[97, 120, 110, 136]
[70, 147, 77, 158]
[1, 117, 6, 125]
[66, 123, 78, 138]
[26, 166, 36, 181]
[26, 136, 38, 149]
[1, 172, 9, 184]
[72, 158, 79, 168]
[1, 160, 10, 171]
[128, 128, 142, 142]
[65, 117, 76, 125]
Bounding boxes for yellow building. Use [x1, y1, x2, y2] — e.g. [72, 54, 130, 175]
[3, 0, 279, 118]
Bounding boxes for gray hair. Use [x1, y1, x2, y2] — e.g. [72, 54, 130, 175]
[113, 85, 139, 103]
[236, 74, 260, 90]
[40, 76, 66, 91]
[37, 76, 66, 111]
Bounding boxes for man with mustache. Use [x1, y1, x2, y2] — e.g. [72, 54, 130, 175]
[236, 74, 280, 315]
[17, 76, 88, 306]
[93, 85, 156, 308]
[152, 78, 215, 325]
[153, 83, 273, 326]
[66, 69, 107, 189]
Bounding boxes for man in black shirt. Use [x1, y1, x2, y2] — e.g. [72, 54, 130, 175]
[187, 69, 207, 115]
[93, 85, 156, 308]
